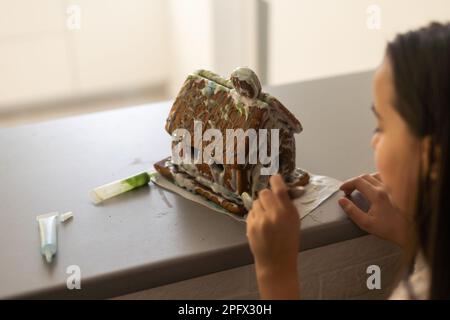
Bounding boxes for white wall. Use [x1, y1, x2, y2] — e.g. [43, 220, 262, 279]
[268, 0, 450, 85]
[167, 0, 450, 91]
[70, 0, 169, 95]
[0, 0, 71, 108]
[167, 0, 263, 96]
[0, 0, 169, 109]
[1, 0, 449, 110]
[211, 0, 261, 80]
[166, 0, 214, 96]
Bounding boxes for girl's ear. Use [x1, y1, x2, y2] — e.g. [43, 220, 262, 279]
[421, 136, 440, 181]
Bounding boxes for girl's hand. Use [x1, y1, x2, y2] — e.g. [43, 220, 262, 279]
[338, 173, 408, 248]
[246, 174, 300, 299]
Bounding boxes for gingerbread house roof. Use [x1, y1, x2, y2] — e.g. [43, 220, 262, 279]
[166, 68, 301, 132]
[165, 68, 302, 166]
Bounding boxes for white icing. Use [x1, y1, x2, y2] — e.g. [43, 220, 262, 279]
[230, 67, 261, 100]
[230, 169, 237, 191]
[195, 175, 242, 204]
[241, 192, 253, 211]
[175, 161, 242, 204]
[174, 173, 196, 192]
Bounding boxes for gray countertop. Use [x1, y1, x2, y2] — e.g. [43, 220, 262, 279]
[0, 70, 375, 299]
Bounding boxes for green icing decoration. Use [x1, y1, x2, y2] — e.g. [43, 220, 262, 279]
[122, 172, 151, 188]
[193, 70, 233, 89]
[236, 102, 245, 117]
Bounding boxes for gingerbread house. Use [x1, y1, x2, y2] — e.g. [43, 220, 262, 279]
[155, 67, 309, 215]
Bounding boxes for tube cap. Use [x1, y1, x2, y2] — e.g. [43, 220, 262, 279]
[44, 250, 53, 263]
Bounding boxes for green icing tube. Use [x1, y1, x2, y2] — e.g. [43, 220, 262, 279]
[90, 171, 154, 204]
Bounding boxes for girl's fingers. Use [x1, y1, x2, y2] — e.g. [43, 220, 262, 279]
[252, 198, 265, 215]
[361, 174, 382, 187]
[269, 174, 291, 208]
[258, 189, 277, 212]
[340, 176, 359, 195]
[371, 172, 382, 182]
[246, 210, 253, 233]
[338, 197, 372, 232]
[341, 173, 384, 195]
[247, 207, 255, 220]
[340, 177, 378, 202]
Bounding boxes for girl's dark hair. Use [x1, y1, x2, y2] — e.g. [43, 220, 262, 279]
[387, 22, 450, 299]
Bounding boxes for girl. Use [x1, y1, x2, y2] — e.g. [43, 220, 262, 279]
[246, 22, 450, 300]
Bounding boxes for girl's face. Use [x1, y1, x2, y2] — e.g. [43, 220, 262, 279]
[371, 56, 422, 216]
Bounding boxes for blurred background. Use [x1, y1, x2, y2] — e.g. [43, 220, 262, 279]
[0, 0, 449, 127]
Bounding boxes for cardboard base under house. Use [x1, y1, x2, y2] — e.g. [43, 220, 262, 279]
[150, 171, 341, 223]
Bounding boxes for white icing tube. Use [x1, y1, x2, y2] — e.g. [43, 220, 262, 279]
[36, 212, 58, 263]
